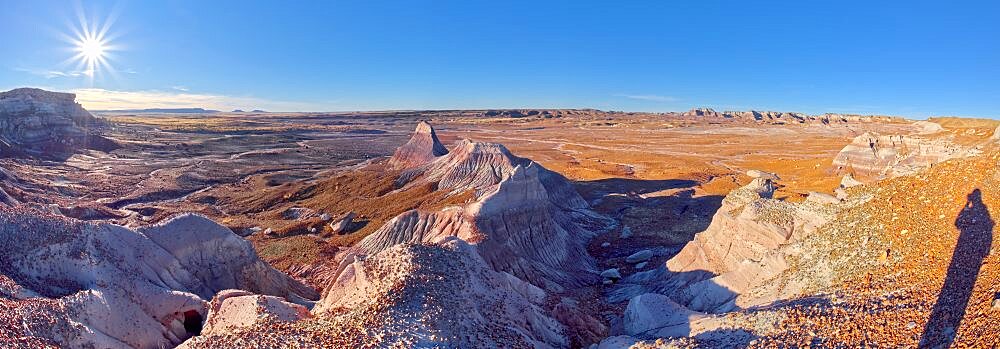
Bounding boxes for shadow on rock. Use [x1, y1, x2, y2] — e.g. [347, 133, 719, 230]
[575, 177, 723, 246]
[609, 266, 740, 313]
[921, 188, 993, 347]
[693, 328, 759, 348]
[575, 178, 700, 197]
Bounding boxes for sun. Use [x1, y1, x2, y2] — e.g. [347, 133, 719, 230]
[78, 36, 106, 63]
[61, 7, 120, 81]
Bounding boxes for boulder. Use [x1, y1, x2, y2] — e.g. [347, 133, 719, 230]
[197, 289, 312, 337]
[620, 225, 632, 239]
[601, 269, 622, 280]
[329, 211, 357, 234]
[840, 173, 863, 188]
[835, 187, 849, 200]
[624, 293, 700, 337]
[625, 250, 654, 264]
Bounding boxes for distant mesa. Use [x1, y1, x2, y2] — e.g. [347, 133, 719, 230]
[232, 109, 245, 113]
[477, 109, 598, 118]
[93, 107, 221, 114]
[679, 107, 902, 124]
[0, 87, 118, 159]
[465, 107, 906, 124]
[483, 109, 549, 118]
[251, 109, 267, 113]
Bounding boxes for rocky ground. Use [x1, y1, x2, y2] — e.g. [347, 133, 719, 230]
[748, 146, 1000, 347]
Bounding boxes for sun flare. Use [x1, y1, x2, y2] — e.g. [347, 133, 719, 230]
[78, 37, 106, 63]
[62, 8, 119, 81]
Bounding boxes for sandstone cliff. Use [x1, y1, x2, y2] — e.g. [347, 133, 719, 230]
[832, 131, 968, 180]
[0, 88, 117, 158]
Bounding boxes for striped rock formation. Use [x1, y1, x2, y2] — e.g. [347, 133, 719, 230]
[387, 121, 448, 170]
[832, 131, 967, 181]
[0, 88, 117, 158]
[0, 208, 317, 348]
[343, 123, 615, 292]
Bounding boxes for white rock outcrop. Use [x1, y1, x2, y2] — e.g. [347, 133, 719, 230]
[0, 208, 318, 348]
[315, 239, 568, 348]
[840, 173, 863, 188]
[195, 289, 312, 337]
[832, 132, 965, 181]
[612, 175, 842, 313]
[624, 293, 702, 338]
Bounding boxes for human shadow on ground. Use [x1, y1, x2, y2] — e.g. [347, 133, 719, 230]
[921, 189, 993, 347]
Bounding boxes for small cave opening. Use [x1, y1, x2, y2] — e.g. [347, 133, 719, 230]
[182, 310, 204, 336]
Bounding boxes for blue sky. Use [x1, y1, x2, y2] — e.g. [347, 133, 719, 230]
[1, 1, 998, 117]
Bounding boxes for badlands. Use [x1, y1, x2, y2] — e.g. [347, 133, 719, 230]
[1, 88, 999, 348]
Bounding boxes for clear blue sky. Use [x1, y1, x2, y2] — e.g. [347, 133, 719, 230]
[1, 1, 998, 117]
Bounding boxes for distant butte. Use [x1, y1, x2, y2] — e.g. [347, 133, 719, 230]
[387, 121, 449, 170]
